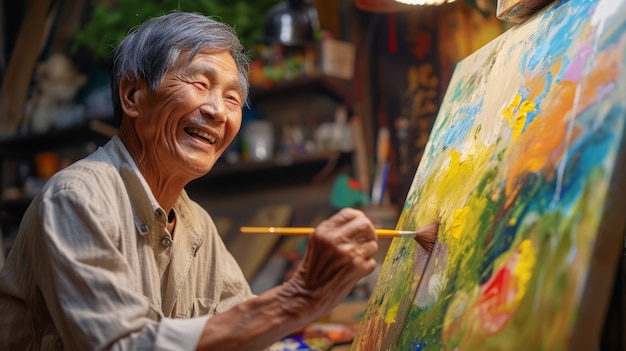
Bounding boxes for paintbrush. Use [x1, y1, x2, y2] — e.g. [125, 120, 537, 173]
[240, 221, 439, 253]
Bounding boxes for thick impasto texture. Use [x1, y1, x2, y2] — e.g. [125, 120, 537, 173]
[353, 0, 626, 350]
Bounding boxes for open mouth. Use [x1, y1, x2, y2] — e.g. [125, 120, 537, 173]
[185, 127, 216, 144]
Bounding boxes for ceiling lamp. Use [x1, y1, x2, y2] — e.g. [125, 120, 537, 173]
[394, 0, 456, 4]
[355, 0, 457, 12]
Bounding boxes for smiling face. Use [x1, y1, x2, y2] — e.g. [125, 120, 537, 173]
[124, 49, 244, 182]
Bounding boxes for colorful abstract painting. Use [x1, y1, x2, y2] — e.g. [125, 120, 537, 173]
[352, 0, 626, 350]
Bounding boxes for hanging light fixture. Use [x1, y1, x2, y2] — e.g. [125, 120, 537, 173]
[394, 0, 455, 5]
[260, 0, 320, 46]
[355, 0, 457, 12]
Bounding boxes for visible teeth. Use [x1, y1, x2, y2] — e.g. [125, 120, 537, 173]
[186, 127, 216, 144]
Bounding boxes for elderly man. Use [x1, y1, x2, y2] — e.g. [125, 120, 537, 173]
[0, 12, 378, 350]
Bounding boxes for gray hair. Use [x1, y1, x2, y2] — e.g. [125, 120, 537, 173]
[110, 12, 250, 127]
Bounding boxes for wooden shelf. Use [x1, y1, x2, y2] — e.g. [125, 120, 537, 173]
[249, 74, 352, 103]
[0, 119, 117, 237]
[0, 150, 352, 205]
[188, 151, 352, 195]
[0, 119, 116, 156]
[208, 151, 339, 176]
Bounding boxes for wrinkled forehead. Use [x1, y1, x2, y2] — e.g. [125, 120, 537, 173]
[170, 48, 236, 75]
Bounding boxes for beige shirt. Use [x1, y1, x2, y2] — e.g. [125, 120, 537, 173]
[0, 136, 253, 350]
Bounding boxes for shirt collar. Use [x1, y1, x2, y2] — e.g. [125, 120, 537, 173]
[102, 136, 167, 236]
[101, 136, 203, 250]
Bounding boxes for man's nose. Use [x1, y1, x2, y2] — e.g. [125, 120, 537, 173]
[200, 91, 227, 122]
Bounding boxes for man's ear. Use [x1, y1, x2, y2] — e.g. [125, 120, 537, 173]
[119, 79, 140, 118]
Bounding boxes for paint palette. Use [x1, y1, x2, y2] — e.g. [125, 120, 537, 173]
[269, 337, 333, 351]
[270, 323, 356, 351]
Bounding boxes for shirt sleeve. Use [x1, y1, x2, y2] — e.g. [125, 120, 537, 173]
[156, 315, 210, 351]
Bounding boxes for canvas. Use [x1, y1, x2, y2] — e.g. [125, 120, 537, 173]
[352, 0, 626, 350]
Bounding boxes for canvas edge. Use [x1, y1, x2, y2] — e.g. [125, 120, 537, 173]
[349, 242, 435, 351]
[568, 116, 626, 350]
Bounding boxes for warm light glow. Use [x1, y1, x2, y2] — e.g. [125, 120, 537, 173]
[394, 0, 456, 5]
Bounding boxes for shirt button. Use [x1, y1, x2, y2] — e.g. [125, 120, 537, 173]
[161, 237, 172, 247]
[156, 209, 165, 218]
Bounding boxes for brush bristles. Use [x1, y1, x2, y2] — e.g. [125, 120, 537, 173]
[414, 221, 439, 253]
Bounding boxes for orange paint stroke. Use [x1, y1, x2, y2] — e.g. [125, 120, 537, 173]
[503, 45, 622, 206]
[504, 80, 576, 202]
[526, 57, 562, 102]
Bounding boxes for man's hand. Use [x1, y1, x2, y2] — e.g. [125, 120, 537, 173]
[280, 208, 379, 320]
[196, 208, 378, 350]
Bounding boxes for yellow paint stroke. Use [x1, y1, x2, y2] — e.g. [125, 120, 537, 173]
[451, 206, 470, 240]
[450, 195, 488, 262]
[398, 141, 495, 245]
[515, 101, 535, 133]
[500, 93, 521, 121]
[513, 239, 536, 305]
[436, 149, 474, 197]
[500, 93, 535, 140]
[384, 301, 399, 325]
[501, 93, 535, 140]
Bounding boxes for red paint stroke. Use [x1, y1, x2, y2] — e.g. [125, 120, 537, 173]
[473, 266, 517, 334]
[443, 261, 520, 346]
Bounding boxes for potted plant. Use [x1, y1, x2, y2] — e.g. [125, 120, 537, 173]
[73, 0, 283, 62]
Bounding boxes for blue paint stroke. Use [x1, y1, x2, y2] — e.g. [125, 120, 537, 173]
[440, 103, 482, 148]
[411, 340, 427, 351]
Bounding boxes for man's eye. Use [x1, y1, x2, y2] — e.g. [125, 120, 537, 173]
[225, 95, 242, 106]
[193, 82, 208, 90]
